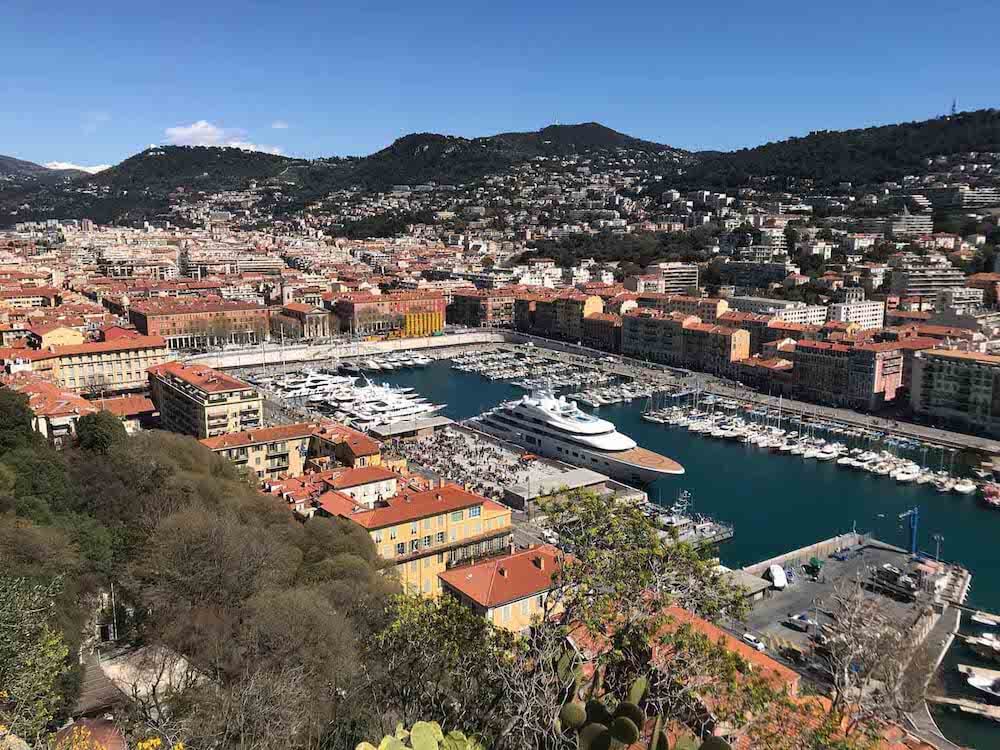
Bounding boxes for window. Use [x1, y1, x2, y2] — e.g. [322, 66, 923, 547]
[521, 599, 531, 615]
[423, 518, 431, 530]
[437, 515, 445, 528]
[423, 580, 431, 593]
[437, 553, 445, 563]
[410, 540, 420, 552]
[396, 543, 405, 556]
[502, 605, 511, 622]
[410, 522, 418, 534]
[390, 527, 397, 540]
[423, 535, 431, 547]
[450, 510, 463, 522]
[450, 529, 457, 542]
[373, 531, 382, 543]
[435, 532, 445, 544]
[423, 557, 431, 568]
[469, 505, 481, 518]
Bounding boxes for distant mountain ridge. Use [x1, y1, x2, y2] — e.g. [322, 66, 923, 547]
[4, 111, 1000, 226]
[0, 154, 88, 183]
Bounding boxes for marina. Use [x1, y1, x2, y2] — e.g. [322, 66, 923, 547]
[641, 395, 991, 500]
[246, 346, 1000, 748]
[358, 355, 1000, 749]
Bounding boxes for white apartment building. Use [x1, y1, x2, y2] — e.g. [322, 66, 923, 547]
[728, 296, 828, 326]
[827, 300, 885, 330]
[645, 262, 699, 294]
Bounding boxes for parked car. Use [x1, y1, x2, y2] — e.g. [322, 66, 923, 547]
[742, 633, 766, 652]
[784, 613, 818, 632]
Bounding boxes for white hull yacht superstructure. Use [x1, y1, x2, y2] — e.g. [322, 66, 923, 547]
[467, 390, 683, 485]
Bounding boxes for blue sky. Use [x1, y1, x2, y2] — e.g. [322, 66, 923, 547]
[3, 0, 998, 171]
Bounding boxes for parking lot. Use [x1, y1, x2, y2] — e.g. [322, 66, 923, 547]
[742, 543, 925, 655]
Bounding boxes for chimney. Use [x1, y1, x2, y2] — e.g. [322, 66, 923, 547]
[435, 492, 442, 501]
[533, 556, 545, 571]
[498, 567, 508, 578]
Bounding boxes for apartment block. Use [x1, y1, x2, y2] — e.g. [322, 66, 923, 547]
[644, 262, 700, 294]
[202, 421, 383, 480]
[330, 290, 447, 337]
[729, 296, 828, 326]
[716, 261, 800, 289]
[51, 336, 170, 393]
[636, 293, 729, 323]
[581, 312, 622, 352]
[790, 340, 902, 410]
[129, 297, 270, 349]
[911, 349, 1000, 437]
[827, 300, 885, 330]
[317, 484, 513, 597]
[622, 310, 749, 374]
[448, 289, 515, 327]
[148, 361, 263, 438]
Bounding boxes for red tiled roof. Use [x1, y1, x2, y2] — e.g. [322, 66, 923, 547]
[324, 465, 399, 489]
[438, 544, 562, 607]
[328, 484, 506, 529]
[52, 335, 167, 356]
[148, 361, 252, 393]
[96, 394, 156, 417]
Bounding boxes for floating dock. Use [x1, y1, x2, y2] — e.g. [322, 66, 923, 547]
[926, 665, 1000, 723]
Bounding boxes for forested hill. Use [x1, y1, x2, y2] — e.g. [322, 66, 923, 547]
[679, 108, 1000, 188]
[287, 122, 687, 197]
[88, 146, 304, 192]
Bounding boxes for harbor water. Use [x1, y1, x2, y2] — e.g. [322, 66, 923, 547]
[375, 359, 1000, 748]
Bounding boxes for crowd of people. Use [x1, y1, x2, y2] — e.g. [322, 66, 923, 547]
[388, 427, 560, 501]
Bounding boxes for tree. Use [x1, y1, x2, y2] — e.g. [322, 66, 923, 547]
[817, 573, 923, 740]
[0, 577, 71, 744]
[0, 390, 36, 453]
[363, 594, 514, 740]
[76, 411, 127, 454]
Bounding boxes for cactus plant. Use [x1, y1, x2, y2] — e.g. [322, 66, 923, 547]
[557, 674, 732, 750]
[355, 722, 482, 750]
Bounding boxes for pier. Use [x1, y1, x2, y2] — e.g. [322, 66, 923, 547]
[926, 665, 1000, 723]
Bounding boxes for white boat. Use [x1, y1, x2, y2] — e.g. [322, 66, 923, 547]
[953, 478, 977, 495]
[469, 391, 684, 485]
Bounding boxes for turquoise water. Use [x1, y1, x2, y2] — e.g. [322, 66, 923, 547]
[377, 360, 1000, 748]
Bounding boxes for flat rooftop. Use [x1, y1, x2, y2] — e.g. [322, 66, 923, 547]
[369, 415, 454, 437]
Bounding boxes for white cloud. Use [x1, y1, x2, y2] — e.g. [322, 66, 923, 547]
[163, 120, 283, 154]
[44, 161, 112, 174]
[271, 120, 290, 130]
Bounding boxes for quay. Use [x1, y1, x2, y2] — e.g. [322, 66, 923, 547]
[190, 329, 1000, 461]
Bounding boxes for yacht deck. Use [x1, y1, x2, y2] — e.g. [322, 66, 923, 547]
[617, 446, 685, 475]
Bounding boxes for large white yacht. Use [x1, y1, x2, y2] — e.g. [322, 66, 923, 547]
[468, 391, 684, 485]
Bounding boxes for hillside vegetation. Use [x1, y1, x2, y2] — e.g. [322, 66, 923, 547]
[677, 108, 1000, 188]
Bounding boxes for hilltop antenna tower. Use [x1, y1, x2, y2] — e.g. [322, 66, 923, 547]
[951, 98, 957, 116]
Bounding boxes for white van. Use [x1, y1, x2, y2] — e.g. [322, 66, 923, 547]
[767, 564, 788, 590]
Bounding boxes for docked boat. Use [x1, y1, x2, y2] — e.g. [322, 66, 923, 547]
[468, 390, 684, 485]
[953, 478, 977, 495]
[965, 633, 1000, 663]
[981, 483, 1000, 510]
